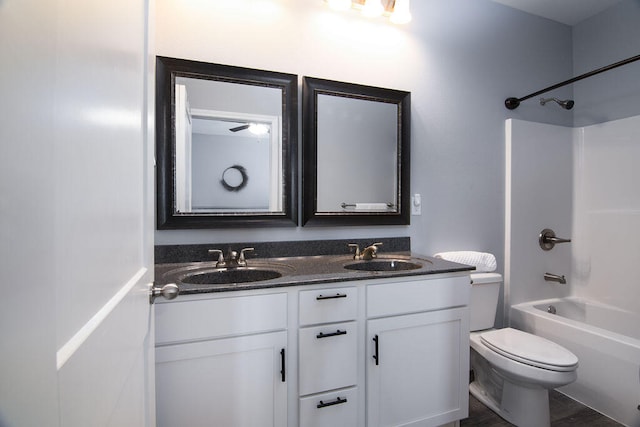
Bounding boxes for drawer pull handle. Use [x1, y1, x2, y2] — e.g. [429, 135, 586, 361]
[316, 329, 347, 339]
[373, 335, 379, 365]
[317, 397, 347, 409]
[316, 293, 347, 300]
[280, 348, 286, 382]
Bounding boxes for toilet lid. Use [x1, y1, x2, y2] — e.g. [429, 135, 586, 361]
[480, 328, 578, 372]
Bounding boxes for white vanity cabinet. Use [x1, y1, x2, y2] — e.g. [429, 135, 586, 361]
[153, 270, 470, 427]
[366, 276, 470, 427]
[154, 292, 288, 427]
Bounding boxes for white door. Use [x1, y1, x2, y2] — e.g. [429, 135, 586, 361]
[0, 0, 155, 425]
[367, 308, 469, 427]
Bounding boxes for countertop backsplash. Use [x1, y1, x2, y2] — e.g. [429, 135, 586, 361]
[155, 236, 411, 264]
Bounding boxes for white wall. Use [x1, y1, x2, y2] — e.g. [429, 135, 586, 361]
[154, 0, 574, 274]
[505, 119, 573, 315]
[572, 115, 640, 313]
[506, 114, 640, 320]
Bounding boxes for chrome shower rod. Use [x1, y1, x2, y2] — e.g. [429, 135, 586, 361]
[504, 53, 640, 110]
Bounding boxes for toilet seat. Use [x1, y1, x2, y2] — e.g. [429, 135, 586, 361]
[480, 328, 578, 372]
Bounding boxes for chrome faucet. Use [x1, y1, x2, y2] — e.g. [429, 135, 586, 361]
[208, 247, 254, 268]
[361, 242, 383, 260]
[544, 272, 566, 284]
[349, 242, 383, 260]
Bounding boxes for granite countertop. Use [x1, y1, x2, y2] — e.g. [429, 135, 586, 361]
[155, 252, 475, 295]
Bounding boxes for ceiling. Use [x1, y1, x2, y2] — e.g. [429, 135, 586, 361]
[491, 0, 625, 26]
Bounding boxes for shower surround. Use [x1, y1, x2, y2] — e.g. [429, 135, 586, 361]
[505, 115, 640, 426]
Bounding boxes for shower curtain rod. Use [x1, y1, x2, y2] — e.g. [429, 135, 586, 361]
[505, 53, 640, 110]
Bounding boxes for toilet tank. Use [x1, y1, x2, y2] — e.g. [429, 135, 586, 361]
[469, 273, 502, 331]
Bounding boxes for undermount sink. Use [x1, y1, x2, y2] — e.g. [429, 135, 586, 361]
[181, 268, 283, 285]
[163, 262, 294, 286]
[344, 259, 422, 272]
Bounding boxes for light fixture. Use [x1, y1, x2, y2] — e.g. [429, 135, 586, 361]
[248, 123, 269, 135]
[327, 0, 351, 11]
[362, 0, 384, 18]
[323, 0, 411, 24]
[390, 0, 411, 24]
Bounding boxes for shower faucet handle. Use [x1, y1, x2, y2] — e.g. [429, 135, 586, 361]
[539, 228, 571, 251]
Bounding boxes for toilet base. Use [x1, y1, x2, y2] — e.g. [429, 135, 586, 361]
[470, 379, 551, 427]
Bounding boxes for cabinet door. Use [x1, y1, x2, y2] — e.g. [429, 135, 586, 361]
[367, 308, 469, 427]
[155, 331, 287, 427]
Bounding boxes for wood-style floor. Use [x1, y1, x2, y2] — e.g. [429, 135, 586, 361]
[461, 390, 623, 426]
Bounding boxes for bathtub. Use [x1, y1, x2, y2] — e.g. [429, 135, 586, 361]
[510, 297, 640, 427]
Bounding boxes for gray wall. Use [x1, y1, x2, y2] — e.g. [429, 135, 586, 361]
[155, 0, 576, 274]
[572, 0, 640, 127]
[316, 95, 397, 212]
[191, 133, 271, 209]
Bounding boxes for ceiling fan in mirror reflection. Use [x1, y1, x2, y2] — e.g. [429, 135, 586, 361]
[229, 123, 270, 135]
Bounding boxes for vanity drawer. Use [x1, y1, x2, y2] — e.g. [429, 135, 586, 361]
[299, 286, 357, 326]
[299, 387, 358, 427]
[155, 293, 287, 345]
[298, 321, 358, 395]
[367, 275, 470, 318]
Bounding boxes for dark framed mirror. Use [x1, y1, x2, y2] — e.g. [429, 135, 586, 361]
[156, 56, 298, 228]
[302, 77, 410, 226]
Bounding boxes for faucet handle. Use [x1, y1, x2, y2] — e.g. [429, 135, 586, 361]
[369, 242, 384, 254]
[363, 242, 383, 259]
[238, 247, 255, 266]
[208, 249, 226, 268]
[348, 244, 361, 259]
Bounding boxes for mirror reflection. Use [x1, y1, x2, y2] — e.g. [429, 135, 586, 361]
[316, 93, 398, 212]
[302, 77, 410, 226]
[156, 57, 297, 228]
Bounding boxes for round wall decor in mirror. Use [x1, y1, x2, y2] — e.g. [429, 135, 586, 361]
[302, 76, 410, 226]
[221, 165, 248, 192]
[155, 56, 298, 228]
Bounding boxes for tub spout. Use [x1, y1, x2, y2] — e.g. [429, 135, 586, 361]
[544, 272, 566, 284]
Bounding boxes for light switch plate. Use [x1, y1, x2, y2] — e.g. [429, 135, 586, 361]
[411, 194, 421, 215]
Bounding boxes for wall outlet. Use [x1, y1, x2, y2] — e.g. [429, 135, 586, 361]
[411, 194, 421, 215]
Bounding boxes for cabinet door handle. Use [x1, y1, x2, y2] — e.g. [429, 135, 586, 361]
[373, 335, 379, 365]
[317, 396, 348, 409]
[280, 348, 286, 382]
[316, 329, 347, 339]
[316, 293, 347, 300]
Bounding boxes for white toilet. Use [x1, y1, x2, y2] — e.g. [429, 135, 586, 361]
[469, 273, 578, 427]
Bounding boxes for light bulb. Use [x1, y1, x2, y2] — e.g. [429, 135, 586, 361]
[326, 0, 352, 11]
[248, 123, 269, 135]
[390, 0, 412, 24]
[362, 0, 384, 17]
